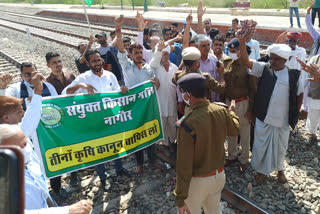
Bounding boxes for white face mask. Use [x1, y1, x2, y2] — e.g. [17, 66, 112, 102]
[229, 53, 239, 60]
[23, 81, 34, 88]
[182, 92, 190, 106]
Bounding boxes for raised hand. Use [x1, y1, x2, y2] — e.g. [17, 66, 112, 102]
[114, 15, 124, 29]
[0, 73, 13, 89]
[186, 10, 193, 25]
[296, 57, 320, 82]
[157, 41, 169, 51]
[197, 0, 206, 18]
[30, 72, 45, 94]
[89, 35, 94, 44]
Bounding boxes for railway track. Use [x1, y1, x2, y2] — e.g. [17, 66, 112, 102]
[0, 10, 138, 37]
[0, 11, 303, 214]
[156, 147, 270, 214]
[0, 49, 23, 75]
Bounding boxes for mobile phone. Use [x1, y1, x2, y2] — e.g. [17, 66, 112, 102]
[0, 146, 25, 214]
[216, 61, 220, 68]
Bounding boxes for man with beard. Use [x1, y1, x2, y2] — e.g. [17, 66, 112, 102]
[95, 31, 123, 82]
[63, 49, 130, 190]
[203, 18, 212, 38]
[115, 15, 161, 174]
[212, 35, 228, 62]
[45, 52, 78, 198]
[46, 52, 76, 95]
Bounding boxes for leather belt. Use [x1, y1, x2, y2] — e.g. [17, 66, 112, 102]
[194, 167, 224, 178]
[235, 96, 248, 103]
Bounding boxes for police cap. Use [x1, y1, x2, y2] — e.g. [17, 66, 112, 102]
[177, 73, 206, 95]
[182, 47, 201, 61]
[227, 38, 240, 49]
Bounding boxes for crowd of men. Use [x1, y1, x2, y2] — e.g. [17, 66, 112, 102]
[1, 0, 320, 213]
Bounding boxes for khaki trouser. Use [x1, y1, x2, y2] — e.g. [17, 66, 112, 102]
[182, 170, 225, 214]
[227, 99, 250, 164]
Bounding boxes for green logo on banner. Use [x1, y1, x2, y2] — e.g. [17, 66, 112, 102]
[84, 0, 94, 7]
[41, 104, 64, 129]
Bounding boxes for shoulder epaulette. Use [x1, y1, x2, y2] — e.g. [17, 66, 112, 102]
[176, 113, 197, 141]
[213, 102, 229, 109]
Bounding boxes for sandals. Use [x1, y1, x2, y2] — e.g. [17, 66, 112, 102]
[277, 171, 288, 183]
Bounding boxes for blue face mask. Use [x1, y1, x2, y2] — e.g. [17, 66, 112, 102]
[23, 80, 34, 88]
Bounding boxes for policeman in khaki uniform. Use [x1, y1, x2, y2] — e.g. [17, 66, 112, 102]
[172, 47, 225, 115]
[174, 73, 240, 214]
[223, 38, 257, 172]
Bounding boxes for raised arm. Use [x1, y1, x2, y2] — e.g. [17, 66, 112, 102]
[196, 0, 206, 34]
[149, 41, 168, 68]
[115, 15, 125, 53]
[240, 36, 253, 69]
[0, 74, 13, 96]
[79, 35, 94, 64]
[183, 11, 192, 49]
[306, 1, 320, 42]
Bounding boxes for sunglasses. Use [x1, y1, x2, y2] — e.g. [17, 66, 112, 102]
[22, 73, 32, 77]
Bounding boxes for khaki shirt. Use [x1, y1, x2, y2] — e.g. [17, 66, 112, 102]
[173, 100, 240, 207]
[172, 69, 225, 102]
[223, 57, 257, 112]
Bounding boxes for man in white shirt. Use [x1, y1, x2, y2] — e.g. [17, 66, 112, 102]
[240, 39, 304, 184]
[0, 124, 92, 214]
[2, 62, 58, 110]
[0, 74, 92, 214]
[150, 44, 178, 149]
[63, 49, 130, 190]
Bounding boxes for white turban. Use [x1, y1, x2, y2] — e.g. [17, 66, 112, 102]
[267, 44, 291, 60]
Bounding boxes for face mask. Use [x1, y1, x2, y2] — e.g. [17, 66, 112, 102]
[23, 81, 34, 88]
[23, 144, 32, 165]
[182, 92, 190, 106]
[229, 53, 239, 60]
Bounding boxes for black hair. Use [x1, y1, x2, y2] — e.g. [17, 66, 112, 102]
[212, 35, 225, 43]
[20, 62, 37, 73]
[209, 28, 220, 40]
[171, 22, 178, 27]
[246, 45, 252, 56]
[45, 52, 60, 63]
[162, 27, 172, 36]
[110, 30, 116, 37]
[144, 27, 150, 35]
[226, 30, 235, 38]
[85, 49, 101, 62]
[183, 60, 196, 67]
[232, 18, 239, 24]
[123, 36, 131, 43]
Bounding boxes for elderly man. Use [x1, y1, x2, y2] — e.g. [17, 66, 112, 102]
[63, 49, 130, 190]
[0, 124, 92, 214]
[115, 15, 162, 174]
[195, 34, 224, 102]
[240, 38, 304, 183]
[174, 73, 239, 214]
[149, 44, 178, 149]
[203, 18, 212, 37]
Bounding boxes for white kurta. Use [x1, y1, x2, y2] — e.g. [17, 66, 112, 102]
[61, 69, 120, 94]
[150, 51, 178, 145]
[249, 61, 303, 175]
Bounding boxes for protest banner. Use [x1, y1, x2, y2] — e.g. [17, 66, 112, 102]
[36, 81, 163, 178]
